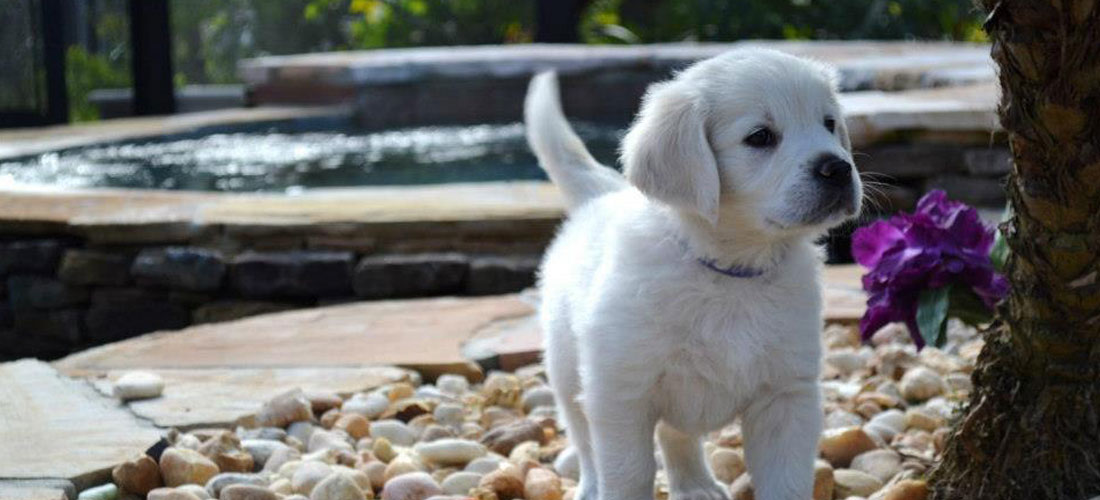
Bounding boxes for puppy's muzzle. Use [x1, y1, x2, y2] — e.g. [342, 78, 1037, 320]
[812, 154, 858, 216]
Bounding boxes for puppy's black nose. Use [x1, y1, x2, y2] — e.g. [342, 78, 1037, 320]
[814, 155, 853, 187]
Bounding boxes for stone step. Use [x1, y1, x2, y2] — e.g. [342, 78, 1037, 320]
[84, 366, 414, 429]
[55, 265, 866, 381]
[0, 359, 162, 491]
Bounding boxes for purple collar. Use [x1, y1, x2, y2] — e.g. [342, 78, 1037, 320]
[696, 256, 767, 278]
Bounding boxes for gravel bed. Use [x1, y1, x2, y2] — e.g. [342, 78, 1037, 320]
[85, 321, 981, 500]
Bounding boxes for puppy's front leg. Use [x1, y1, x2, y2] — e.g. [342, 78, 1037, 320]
[657, 422, 730, 500]
[740, 380, 823, 500]
[588, 401, 658, 500]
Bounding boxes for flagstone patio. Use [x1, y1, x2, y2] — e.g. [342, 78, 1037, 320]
[0, 265, 865, 498]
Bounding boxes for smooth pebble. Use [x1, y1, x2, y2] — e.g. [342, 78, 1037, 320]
[414, 438, 487, 466]
[372, 420, 418, 446]
[113, 371, 164, 400]
[381, 471, 443, 500]
[440, 471, 483, 495]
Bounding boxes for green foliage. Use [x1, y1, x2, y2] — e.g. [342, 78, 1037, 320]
[65, 46, 130, 122]
[917, 284, 996, 349]
[338, 0, 533, 48]
[60, 0, 987, 121]
[581, 0, 986, 43]
[171, 0, 359, 85]
[917, 285, 951, 348]
[991, 203, 1012, 272]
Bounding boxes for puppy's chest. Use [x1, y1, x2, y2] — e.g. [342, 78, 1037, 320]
[647, 279, 820, 432]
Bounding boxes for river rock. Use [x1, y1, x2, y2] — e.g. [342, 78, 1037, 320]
[819, 426, 878, 467]
[220, 484, 279, 500]
[883, 479, 929, 500]
[112, 454, 163, 494]
[899, 367, 947, 402]
[729, 474, 753, 500]
[198, 431, 254, 473]
[292, 461, 333, 495]
[850, 449, 901, 482]
[176, 485, 212, 499]
[160, 448, 220, 487]
[833, 469, 884, 497]
[813, 460, 834, 500]
[334, 414, 371, 440]
[270, 479, 294, 495]
[146, 488, 203, 500]
[466, 456, 506, 474]
[437, 375, 470, 395]
[944, 373, 973, 393]
[479, 465, 525, 500]
[521, 386, 555, 413]
[865, 409, 906, 441]
[441, 471, 483, 495]
[824, 349, 866, 375]
[239, 427, 287, 441]
[825, 409, 864, 429]
[384, 453, 427, 481]
[309, 472, 364, 500]
[359, 460, 387, 491]
[306, 390, 344, 414]
[258, 389, 313, 428]
[415, 439, 487, 466]
[262, 446, 301, 473]
[112, 371, 165, 401]
[309, 429, 354, 453]
[524, 468, 562, 500]
[242, 439, 290, 468]
[905, 408, 944, 432]
[433, 403, 465, 427]
[373, 437, 398, 463]
[421, 424, 457, 442]
[708, 448, 746, 484]
[343, 392, 391, 419]
[508, 440, 541, 465]
[204, 473, 267, 498]
[480, 419, 544, 455]
[372, 420, 418, 446]
[382, 472, 443, 500]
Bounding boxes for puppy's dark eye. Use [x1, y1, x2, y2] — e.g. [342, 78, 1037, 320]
[744, 127, 777, 148]
[824, 117, 837, 133]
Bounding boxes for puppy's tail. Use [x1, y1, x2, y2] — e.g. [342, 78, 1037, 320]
[525, 71, 625, 210]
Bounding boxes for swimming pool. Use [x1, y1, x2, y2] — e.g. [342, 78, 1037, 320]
[0, 121, 624, 192]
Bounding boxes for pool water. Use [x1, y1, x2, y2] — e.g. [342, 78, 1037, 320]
[0, 122, 625, 192]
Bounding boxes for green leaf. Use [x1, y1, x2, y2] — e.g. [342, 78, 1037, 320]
[917, 286, 951, 348]
[948, 285, 994, 327]
[990, 202, 1012, 272]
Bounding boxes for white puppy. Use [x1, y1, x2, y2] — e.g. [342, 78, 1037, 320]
[524, 49, 861, 500]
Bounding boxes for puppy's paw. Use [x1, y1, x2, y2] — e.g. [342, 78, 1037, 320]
[669, 480, 731, 500]
[573, 479, 598, 500]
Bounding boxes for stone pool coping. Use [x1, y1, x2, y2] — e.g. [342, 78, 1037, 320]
[0, 181, 563, 244]
[240, 41, 994, 91]
[0, 105, 349, 161]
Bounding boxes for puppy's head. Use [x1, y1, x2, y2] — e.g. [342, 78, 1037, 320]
[621, 49, 861, 236]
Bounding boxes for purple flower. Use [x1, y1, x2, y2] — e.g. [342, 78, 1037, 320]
[851, 190, 1008, 347]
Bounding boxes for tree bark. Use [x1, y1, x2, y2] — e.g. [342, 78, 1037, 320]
[930, 1, 1100, 498]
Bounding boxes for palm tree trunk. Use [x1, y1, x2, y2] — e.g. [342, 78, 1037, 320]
[930, 1, 1100, 498]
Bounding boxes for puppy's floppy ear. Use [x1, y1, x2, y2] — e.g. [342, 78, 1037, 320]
[818, 63, 853, 154]
[836, 112, 853, 153]
[621, 81, 719, 224]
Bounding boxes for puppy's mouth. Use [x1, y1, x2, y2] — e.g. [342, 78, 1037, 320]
[764, 217, 791, 230]
[781, 191, 860, 229]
